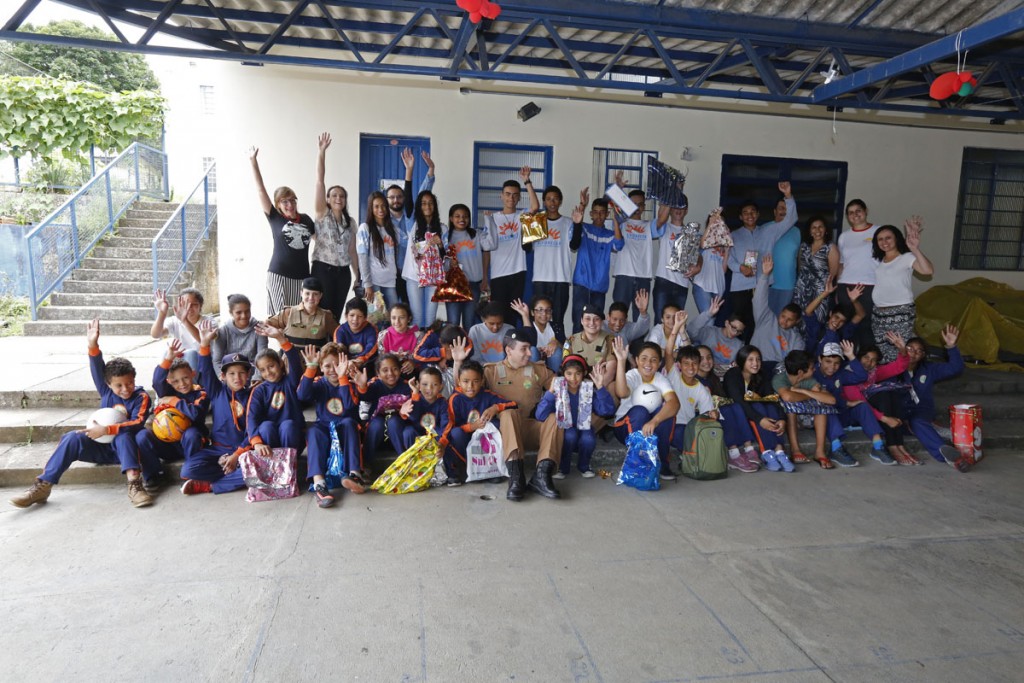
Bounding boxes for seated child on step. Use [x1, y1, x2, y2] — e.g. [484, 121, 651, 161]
[333, 297, 379, 372]
[138, 339, 209, 470]
[694, 344, 762, 473]
[413, 323, 472, 397]
[151, 287, 209, 370]
[772, 349, 839, 471]
[211, 293, 268, 382]
[354, 354, 414, 471]
[399, 366, 449, 449]
[469, 301, 513, 364]
[247, 324, 306, 456]
[380, 302, 419, 377]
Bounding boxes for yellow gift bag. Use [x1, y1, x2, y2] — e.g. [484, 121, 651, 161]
[520, 212, 548, 244]
[370, 433, 441, 495]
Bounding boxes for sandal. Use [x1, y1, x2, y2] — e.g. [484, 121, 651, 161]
[815, 456, 835, 470]
[791, 452, 810, 464]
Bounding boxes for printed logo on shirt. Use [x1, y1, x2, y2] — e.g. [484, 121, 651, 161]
[282, 221, 312, 250]
[420, 413, 436, 431]
[687, 396, 695, 405]
[453, 239, 476, 254]
[327, 398, 345, 415]
[919, 375, 928, 384]
[383, 235, 395, 247]
[480, 340, 503, 356]
[775, 335, 789, 352]
[535, 228, 562, 246]
[467, 409, 481, 424]
[715, 342, 733, 360]
[271, 391, 285, 410]
[348, 343, 364, 355]
[834, 380, 841, 390]
[625, 222, 647, 239]
[231, 400, 244, 418]
[113, 403, 129, 417]
[498, 220, 519, 242]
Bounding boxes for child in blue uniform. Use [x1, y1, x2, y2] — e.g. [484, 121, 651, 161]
[333, 297, 379, 371]
[247, 325, 306, 457]
[178, 320, 255, 495]
[10, 319, 158, 508]
[413, 323, 473, 396]
[138, 339, 210, 472]
[535, 355, 615, 478]
[355, 354, 414, 467]
[400, 366, 449, 448]
[297, 342, 364, 508]
[439, 361, 517, 486]
[903, 325, 966, 468]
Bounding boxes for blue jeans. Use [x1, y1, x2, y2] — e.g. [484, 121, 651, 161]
[377, 286, 399, 312]
[652, 277, 689, 320]
[405, 278, 438, 329]
[691, 283, 713, 314]
[445, 281, 481, 330]
[612, 276, 651, 320]
[571, 285, 608, 334]
[768, 288, 794, 316]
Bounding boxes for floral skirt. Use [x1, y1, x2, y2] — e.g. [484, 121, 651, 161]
[872, 303, 915, 364]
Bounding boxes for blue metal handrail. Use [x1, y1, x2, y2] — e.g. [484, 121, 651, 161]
[152, 164, 217, 294]
[24, 142, 168, 320]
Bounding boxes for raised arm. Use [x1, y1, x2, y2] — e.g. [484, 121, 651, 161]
[521, 166, 540, 213]
[314, 132, 330, 221]
[249, 146, 273, 215]
[905, 216, 934, 276]
[419, 150, 436, 194]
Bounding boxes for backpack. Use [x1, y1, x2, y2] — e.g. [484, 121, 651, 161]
[680, 415, 728, 481]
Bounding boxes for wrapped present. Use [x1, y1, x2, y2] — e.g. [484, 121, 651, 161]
[432, 247, 473, 303]
[646, 156, 688, 208]
[240, 447, 298, 502]
[520, 212, 548, 245]
[616, 431, 660, 491]
[950, 404, 983, 466]
[366, 290, 387, 326]
[667, 221, 703, 274]
[701, 208, 734, 249]
[371, 433, 441, 494]
[374, 392, 409, 418]
[416, 233, 446, 287]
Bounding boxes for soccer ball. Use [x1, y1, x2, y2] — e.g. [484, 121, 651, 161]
[87, 407, 125, 444]
[152, 407, 191, 443]
[631, 382, 664, 415]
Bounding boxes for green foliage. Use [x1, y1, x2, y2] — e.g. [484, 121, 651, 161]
[0, 279, 30, 337]
[5, 20, 159, 93]
[0, 75, 165, 160]
[0, 190, 67, 225]
[24, 155, 91, 191]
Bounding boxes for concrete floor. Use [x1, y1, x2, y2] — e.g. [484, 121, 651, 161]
[2, 449, 1022, 683]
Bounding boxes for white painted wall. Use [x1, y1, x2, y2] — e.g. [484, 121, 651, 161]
[206, 61, 1024, 319]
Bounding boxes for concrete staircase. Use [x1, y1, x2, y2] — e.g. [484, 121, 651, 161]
[1, 369, 1022, 488]
[23, 201, 193, 336]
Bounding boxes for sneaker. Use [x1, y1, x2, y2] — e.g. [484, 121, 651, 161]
[829, 447, 859, 468]
[741, 447, 762, 471]
[127, 478, 154, 508]
[553, 471, 567, 480]
[727, 455, 759, 474]
[143, 471, 165, 494]
[659, 467, 678, 481]
[446, 479, 465, 487]
[761, 450, 782, 472]
[581, 470, 596, 479]
[775, 450, 795, 473]
[869, 448, 896, 466]
[10, 479, 52, 508]
[180, 479, 212, 495]
[341, 474, 366, 494]
[939, 445, 962, 465]
[313, 482, 335, 508]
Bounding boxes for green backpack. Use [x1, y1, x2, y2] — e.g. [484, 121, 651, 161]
[680, 415, 728, 481]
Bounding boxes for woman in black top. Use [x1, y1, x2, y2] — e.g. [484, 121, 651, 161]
[249, 146, 315, 316]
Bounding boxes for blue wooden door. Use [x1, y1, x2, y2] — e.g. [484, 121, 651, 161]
[359, 134, 431, 222]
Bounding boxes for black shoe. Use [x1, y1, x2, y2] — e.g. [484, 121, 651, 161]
[314, 482, 335, 508]
[506, 460, 526, 502]
[143, 471, 166, 494]
[528, 459, 561, 499]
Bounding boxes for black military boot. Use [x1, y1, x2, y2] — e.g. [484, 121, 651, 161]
[506, 459, 526, 501]
[527, 459, 561, 499]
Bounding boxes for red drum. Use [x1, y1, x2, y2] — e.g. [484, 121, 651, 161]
[949, 404, 983, 465]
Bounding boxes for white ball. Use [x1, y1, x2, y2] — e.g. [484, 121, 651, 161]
[86, 407, 125, 444]
[630, 382, 664, 415]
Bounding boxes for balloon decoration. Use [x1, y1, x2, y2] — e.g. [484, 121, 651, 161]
[930, 70, 977, 100]
[456, 0, 501, 23]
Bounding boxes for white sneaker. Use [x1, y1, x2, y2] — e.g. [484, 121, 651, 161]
[581, 470, 596, 479]
[552, 471, 567, 480]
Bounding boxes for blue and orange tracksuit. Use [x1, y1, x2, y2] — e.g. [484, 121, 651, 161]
[359, 378, 413, 459]
[535, 384, 615, 474]
[440, 389, 516, 482]
[41, 347, 159, 484]
[297, 367, 361, 478]
[400, 393, 449, 451]
[140, 358, 210, 463]
[902, 347, 964, 462]
[177, 346, 253, 493]
[334, 322, 379, 370]
[246, 342, 305, 452]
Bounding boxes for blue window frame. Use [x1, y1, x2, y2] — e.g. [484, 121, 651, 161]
[359, 134, 431, 221]
[472, 142, 553, 228]
[592, 147, 659, 221]
[952, 147, 1024, 271]
[719, 154, 848, 233]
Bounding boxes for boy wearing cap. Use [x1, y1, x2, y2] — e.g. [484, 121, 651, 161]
[178, 320, 256, 495]
[264, 276, 339, 348]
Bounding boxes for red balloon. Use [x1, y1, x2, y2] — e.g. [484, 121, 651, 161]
[463, 0, 483, 12]
[969, 77, 978, 88]
[929, 71, 961, 100]
[481, 1, 501, 19]
[469, 10, 482, 22]
[959, 71, 973, 83]
[456, 0, 471, 9]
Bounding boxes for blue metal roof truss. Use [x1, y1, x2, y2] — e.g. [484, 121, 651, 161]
[3, 0, 1024, 121]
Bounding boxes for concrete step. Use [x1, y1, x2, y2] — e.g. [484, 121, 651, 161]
[36, 306, 154, 322]
[22, 320, 153, 336]
[120, 218, 172, 230]
[91, 246, 153, 260]
[0, 407, 94, 442]
[115, 226, 165, 239]
[134, 201, 176, 212]
[50, 292, 156, 308]
[71, 268, 155, 282]
[103, 236, 159, 249]
[0, 390, 105, 409]
[61, 279, 163, 294]
[124, 208, 177, 221]
[80, 256, 153, 271]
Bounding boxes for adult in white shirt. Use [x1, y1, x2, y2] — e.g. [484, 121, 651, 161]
[483, 167, 540, 326]
[871, 217, 934, 362]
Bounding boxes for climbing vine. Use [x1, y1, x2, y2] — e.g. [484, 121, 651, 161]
[0, 75, 165, 160]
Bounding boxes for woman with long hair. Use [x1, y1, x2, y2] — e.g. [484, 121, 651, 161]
[311, 133, 357, 320]
[356, 191, 400, 309]
[793, 215, 839, 323]
[401, 190, 447, 328]
[871, 217, 934, 363]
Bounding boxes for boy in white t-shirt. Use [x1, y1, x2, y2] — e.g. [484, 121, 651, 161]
[665, 345, 716, 444]
[531, 185, 574, 340]
[482, 168, 540, 326]
[611, 187, 669, 321]
[652, 199, 703, 319]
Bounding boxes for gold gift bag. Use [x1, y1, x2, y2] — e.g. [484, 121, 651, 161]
[520, 212, 548, 244]
[370, 433, 441, 495]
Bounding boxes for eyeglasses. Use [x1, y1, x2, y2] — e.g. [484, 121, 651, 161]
[533, 307, 552, 313]
[727, 323, 744, 333]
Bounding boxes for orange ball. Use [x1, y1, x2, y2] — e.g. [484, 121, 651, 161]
[151, 407, 191, 443]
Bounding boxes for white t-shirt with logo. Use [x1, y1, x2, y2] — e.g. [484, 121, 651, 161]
[838, 224, 880, 285]
[614, 368, 676, 420]
[614, 218, 656, 279]
[532, 215, 573, 282]
[486, 211, 526, 279]
[666, 366, 715, 424]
